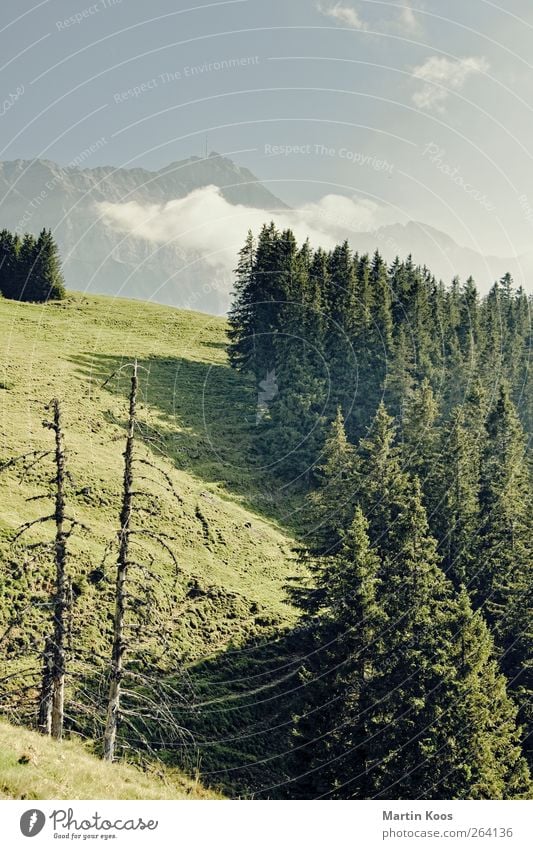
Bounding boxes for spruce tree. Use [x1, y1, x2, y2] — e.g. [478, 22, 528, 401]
[433, 405, 480, 586]
[306, 248, 328, 374]
[323, 242, 358, 428]
[385, 325, 416, 416]
[389, 256, 410, 328]
[437, 589, 531, 799]
[479, 282, 504, 394]
[475, 384, 532, 753]
[458, 276, 480, 364]
[400, 377, 440, 497]
[366, 481, 530, 799]
[359, 250, 393, 424]
[363, 479, 460, 798]
[292, 506, 386, 798]
[405, 258, 435, 381]
[227, 223, 284, 383]
[355, 401, 409, 548]
[0, 229, 19, 299]
[264, 234, 326, 481]
[14, 233, 37, 302]
[476, 385, 531, 629]
[369, 250, 393, 352]
[349, 253, 374, 436]
[31, 229, 66, 302]
[227, 230, 256, 372]
[306, 409, 357, 555]
[295, 479, 531, 799]
[512, 287, 532, 434]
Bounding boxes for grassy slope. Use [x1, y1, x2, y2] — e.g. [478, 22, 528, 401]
[0, 720, 219, 799]
[0, 293, 304, 797]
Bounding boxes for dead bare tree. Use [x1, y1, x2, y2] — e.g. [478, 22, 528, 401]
[103, 361, 137, 762]
[48, 398, 68, 740]
[0, 399, 85, 740]
[102, 360, 183, 762]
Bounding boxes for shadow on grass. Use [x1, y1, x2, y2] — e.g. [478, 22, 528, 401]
[65, 622, 313, 799]
[63, 352, 315, 796]
[170, 622, 320, 799]
[69, 351, 298, 527]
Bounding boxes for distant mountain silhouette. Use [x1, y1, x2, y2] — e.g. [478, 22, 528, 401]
[352, 220, 532, 293]
[0, 154, 529, 312]
[0, 153, 286, 313]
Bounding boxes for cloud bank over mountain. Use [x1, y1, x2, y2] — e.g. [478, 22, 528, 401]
[99, 184, 402, 274]
[0, 155, 530, 314]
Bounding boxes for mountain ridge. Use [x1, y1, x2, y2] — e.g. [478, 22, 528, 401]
[0, 153, 288, 313]
[0, 155, 530, 312]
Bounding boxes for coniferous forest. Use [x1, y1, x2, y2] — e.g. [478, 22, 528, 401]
[227, 224, 532, 799]
[0, 228, 66, 303]
[0, 221, 531, 802]
[2, 0, 533, 818]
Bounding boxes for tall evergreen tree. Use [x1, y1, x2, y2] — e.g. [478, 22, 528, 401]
[13, 233, 37, 302]
[433, 405, 480, 586]
[479, 281, 504, 395]
[306, 409, 357, 555]
[31, 229, 66, 301]
[263, 233, 326, 481]
[475, 385, 531, 628]
[356, 401, 409, 548]
[369, 250, 393, 353]
[293, 506, 387, 795]
[362, 482, 529, 799]
[0, 229, 19, 299]
[323, 242, 358, 428]
[227, 222, 285, 383]
[385, 325, 416, 416]
[305, 248, 328, 373]
[295, 481, 531, 799]
[475, 384, 532, 754]
[440, 589, 531, 799]
[227, 230, 256, 372]
[400, 377, 440, 498]
[458, 276, 480, 362]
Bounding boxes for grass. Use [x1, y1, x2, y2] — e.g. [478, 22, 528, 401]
[0, 720, 220, 799]
[0, 292, 305, 797]
[0, 292, 301, 641]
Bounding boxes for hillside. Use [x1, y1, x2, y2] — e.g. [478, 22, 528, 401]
[0, 292, 304, 797]
[0, 720, 218, 800]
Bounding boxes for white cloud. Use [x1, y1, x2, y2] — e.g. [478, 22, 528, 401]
[317, 2, 368, 30]
[411, 55, 489, 112]
[318, 1, 422, 35]
[397, 2, 422, 34]
[98, 185, 400, 274]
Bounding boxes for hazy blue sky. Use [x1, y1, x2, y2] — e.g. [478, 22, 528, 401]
[2, 0, 533, 258]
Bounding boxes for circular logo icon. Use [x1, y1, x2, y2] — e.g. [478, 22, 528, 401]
[20, 809, 46, 837]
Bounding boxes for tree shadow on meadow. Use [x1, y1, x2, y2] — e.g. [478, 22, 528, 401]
[63, 605, 313, 799]
[64, 351, 314, 796]
[69, 350, 296, 527]
[138, 624, 313, 799]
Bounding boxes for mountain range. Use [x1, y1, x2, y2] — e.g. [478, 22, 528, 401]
[0, 154, 530, 313]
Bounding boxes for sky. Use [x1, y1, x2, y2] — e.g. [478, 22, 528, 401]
[2, 0, 533, 259]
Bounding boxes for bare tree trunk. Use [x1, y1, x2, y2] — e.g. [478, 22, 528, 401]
[51, 398, 68, 741]
[38, 636, 53, 735]
[103, 361, 137, 762]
